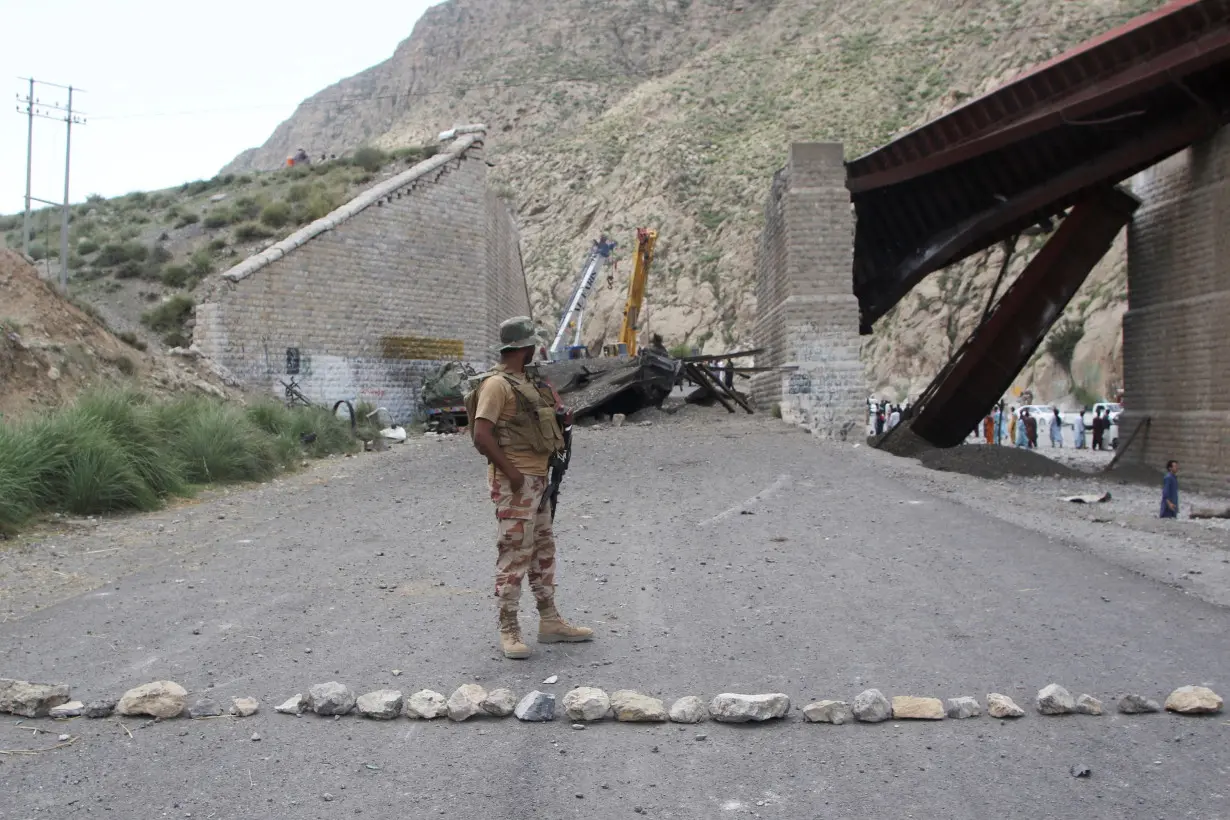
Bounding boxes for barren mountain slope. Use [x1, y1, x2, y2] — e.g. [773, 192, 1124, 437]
[226, 0, 1164, 403]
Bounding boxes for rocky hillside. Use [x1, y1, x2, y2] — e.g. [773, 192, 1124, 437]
[129, 1, 1182, 403]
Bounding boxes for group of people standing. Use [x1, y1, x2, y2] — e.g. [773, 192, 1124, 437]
[977, 404, 1115, 450]
[870, 399, 911, 436]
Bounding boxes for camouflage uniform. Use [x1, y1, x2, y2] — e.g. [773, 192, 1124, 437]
[469, 316, 592, 657]
[491, 473, 556, 613]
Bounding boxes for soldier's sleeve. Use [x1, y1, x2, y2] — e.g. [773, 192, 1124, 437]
[474, 376, 510, 424]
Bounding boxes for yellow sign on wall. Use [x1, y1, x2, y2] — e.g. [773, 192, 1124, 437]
[381, 336, 465, 360]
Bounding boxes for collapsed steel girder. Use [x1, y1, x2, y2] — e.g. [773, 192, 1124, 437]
[908, 186, 1140, 448]
[846, 0, 1230, 332]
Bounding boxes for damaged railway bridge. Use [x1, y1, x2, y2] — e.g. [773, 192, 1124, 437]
[847, 0, 1230, 447]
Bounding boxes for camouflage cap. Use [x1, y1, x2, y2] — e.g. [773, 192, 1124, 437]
[497, 315, 543, 351]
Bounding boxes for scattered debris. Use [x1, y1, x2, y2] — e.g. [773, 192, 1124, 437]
[275, 694, 308, 715]
[852, 689, 892, 723]
[1036, 684, 1076, 715]
[1117, 693, 1161, 714]
[945, 696, 982, 719]
[987, 693, 1025, 718]
[117, 681, 188, 719]
[514, 691, 556, 722]
[1070, 764, 1092, 778]
[356, 690, 404, 720]
[891, 696, 945, 720]
[0, 679, 71, 718]
[668, 696, 708, 724]
[709, 693, 790, 723]
[610, 691, 668, 723]
[563, 687, 611, 722]
[1164, 685, 1223, 715]
[1075, 694, 1103, 716]
[447, 684, 488, 722]
[542, 675, 559, 685]
[250, 732, 261, 742]
[1061, 492, 1112, 504]
[802, 700, 853, 725]
[308, 682, 356, 716]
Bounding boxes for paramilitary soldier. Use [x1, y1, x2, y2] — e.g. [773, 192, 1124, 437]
[468, 316, 593, 658]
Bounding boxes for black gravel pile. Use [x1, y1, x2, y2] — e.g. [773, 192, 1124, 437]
[874, 422, 1082, 480]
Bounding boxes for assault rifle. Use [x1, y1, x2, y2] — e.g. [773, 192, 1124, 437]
[546, 413, 573, 522]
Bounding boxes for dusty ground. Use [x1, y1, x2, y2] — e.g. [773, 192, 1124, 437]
[1, 409, 1228, 819]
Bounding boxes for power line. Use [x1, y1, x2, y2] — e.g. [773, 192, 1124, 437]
[86, 8, 1144, 122]
[16, 78, 86, 292]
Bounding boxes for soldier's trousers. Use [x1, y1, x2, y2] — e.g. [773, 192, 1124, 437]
[490, 472, 557, 614]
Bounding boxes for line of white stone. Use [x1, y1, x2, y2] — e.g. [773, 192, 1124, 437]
[2, 678, 1221, 724]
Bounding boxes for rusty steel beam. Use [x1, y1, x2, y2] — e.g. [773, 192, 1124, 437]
[909, 186, 1139, 448]
[846, 26, 1230, 194]
[858, 103, 1223, 329]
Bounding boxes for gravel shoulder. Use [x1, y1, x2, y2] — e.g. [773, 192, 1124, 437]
[1, 411, 1227, 819]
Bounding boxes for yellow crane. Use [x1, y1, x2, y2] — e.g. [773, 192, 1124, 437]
[616, 227, 657, 356]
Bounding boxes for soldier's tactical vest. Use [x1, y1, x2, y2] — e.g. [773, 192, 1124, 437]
[464, 365, 565, 455]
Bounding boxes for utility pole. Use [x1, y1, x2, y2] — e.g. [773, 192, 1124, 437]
[21, 78, 32, 257]
[15, 78, 85, 292]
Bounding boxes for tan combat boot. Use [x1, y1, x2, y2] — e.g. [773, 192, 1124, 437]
[498, 609, 532, 659]
[537, 600, 594, 643]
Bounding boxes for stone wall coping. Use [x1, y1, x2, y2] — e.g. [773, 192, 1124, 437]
[219, 131, 485, 284]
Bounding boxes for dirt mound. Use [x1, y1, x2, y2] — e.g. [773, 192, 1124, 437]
[0, 250, 237, 422]
[874, 421, 1081, 480]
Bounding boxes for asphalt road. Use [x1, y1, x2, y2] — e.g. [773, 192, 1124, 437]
[1, 413, 1227, 820]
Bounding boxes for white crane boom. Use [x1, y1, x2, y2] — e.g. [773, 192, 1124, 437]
[548, 236, 617, 360]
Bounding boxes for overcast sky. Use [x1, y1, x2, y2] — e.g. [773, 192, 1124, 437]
[1, 0, 441, 215]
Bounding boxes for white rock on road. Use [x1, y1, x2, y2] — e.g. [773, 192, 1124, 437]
[481, 688, 518, 717]
[668, 696, 708, 724]
[275, 694, 308, 715]
[563, 687, 611, 721]
[802, 700, 853, 725]
[1164, 685, 1223, 715]
[891, 696, 945, 720]
[357, 690, 404, 720]
[610, 690, 668, 722]
[852, 689, 891, 723]
[406, 690, 449, 719]
[49, 700, 84, 718]
[308, 682, 356, 717]
[230, 697, 260, 717]
[1075, 694, 1103, 716]
[945, 696, 982, 719]
[117, 681, 188, 719]
[0, 679, 72, 718]
[709, 693, 790, 723]
[1036, 684, 1076, 715]
[447, 684, 488, 721]
[987, 693, 1025, 718]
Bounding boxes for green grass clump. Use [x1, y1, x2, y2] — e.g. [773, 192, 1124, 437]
[161, 264, 192, 288]
[233, 222, 274, 242]
[259, 201, 291, 228]
[352, 146, 388, 173]
[0, 389, 359, 532]
[140, 295, 194, 345]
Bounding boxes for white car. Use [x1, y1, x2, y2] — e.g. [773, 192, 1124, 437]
[1092, 402, 1124, 426]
